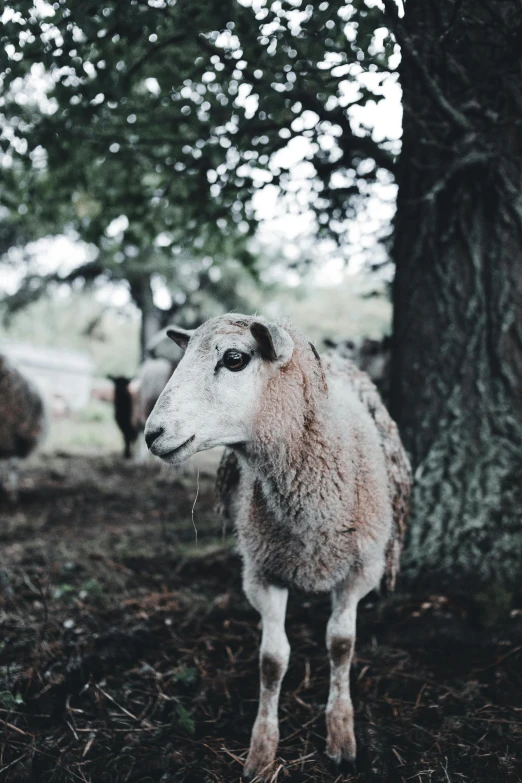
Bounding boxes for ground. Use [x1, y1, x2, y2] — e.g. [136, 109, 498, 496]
[1, 441, 521, 783]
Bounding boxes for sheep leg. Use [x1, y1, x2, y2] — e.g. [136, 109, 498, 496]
[4, 458, 20, 503]
[243, 578, 290, 781]
[325, 574, 368, 765]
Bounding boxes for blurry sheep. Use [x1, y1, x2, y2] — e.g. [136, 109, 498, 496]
[107, 375, 136, 459]
[109, 358, 176, 460]
[0, 355, 48, 501]
[324, 335, 391, 405]
[129, 358, 174, 433]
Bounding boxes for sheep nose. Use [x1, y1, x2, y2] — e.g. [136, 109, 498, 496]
[145, 426, 164, 449]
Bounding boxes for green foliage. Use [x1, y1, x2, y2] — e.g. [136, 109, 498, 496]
[0, 690, 24, 709]
[79, 578, 104, 600]
[175, 702, 196, 735]
[173, 667, 198, 687]
[0, 0, 398, 327]
[52, 583, 76, 601]
[52, 578, 104, 603]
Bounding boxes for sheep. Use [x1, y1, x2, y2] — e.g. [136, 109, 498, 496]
[144, 314, 411, 780]
[0, 355, 48, 501]
[323, 336, 357, 359]
[107, 375, 137, 459]
[128, 358, 174, 432]
[325, 335, 391, 406]
[110, 358, 175, 460]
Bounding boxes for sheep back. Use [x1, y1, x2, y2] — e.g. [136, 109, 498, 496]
[0, 356, 48, 458]
[324, 353, 411, 592]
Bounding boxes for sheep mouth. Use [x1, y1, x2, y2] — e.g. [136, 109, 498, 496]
[161, 434, 196, 460]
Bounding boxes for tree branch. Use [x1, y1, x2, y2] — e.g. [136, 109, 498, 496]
[382, 0, 472, 132]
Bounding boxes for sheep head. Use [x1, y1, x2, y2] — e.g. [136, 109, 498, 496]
[144, 314, 294, 463]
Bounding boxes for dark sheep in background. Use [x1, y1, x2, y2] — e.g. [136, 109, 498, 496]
[108, 375, 137, 459]
[109, 358, 175, 460]
[0, 355, 48, 501]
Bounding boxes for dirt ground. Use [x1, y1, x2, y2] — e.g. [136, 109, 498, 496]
[0, 453, 521, 783]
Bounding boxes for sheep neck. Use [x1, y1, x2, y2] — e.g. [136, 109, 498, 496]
[245, 359, 343, 520]
[263, 414, 335, 495]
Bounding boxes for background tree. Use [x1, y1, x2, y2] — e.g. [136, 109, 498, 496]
[0, 0, 397, 350]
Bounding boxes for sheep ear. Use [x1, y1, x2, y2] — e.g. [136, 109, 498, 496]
[166, 326, 194, 351]
[250, 321, 294, 365]
[146, 327, 186, 360]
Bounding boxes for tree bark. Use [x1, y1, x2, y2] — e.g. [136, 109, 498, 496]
[390, 0, 522, 600]
[130, 274, 162, 361]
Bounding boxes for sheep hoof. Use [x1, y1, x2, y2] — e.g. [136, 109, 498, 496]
[242, 769, 262, 783]
[326, 706, 357, 770]
[243, 751, 276, 782]
[243, 722, 278, 781]
[242, 761, 274, 782]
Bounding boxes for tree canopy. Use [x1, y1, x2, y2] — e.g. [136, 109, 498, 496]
[0, 0, 399, 331]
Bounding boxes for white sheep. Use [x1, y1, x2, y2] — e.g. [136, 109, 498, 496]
[144, 314, 411, 780]
[0, 355, 48, 501]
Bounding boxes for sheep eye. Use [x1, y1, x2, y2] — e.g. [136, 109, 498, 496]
[223, 349, 250, 372]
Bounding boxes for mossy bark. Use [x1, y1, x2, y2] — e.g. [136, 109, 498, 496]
[390, 0, 522, 596]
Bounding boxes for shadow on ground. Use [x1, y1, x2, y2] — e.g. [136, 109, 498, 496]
[0, 455, 521, 782]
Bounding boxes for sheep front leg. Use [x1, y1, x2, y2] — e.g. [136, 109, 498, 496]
[325, 578, 360, 766]
[243, 578, 290, 781]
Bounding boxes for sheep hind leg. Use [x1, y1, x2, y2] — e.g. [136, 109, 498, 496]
[325, 571, 375, 766]
[243, 578, 290, 781]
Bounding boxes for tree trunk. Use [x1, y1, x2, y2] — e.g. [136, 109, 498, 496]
[390, 0, 522, 601]
[130, 274, 162, 361]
